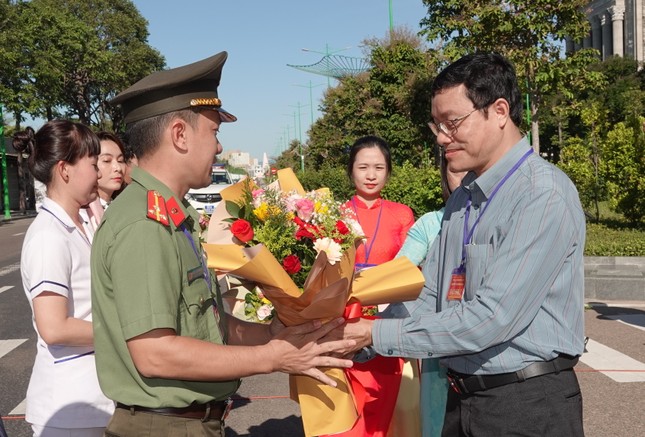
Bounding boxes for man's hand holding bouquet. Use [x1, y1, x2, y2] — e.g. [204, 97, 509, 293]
[203, 169, 424, 437]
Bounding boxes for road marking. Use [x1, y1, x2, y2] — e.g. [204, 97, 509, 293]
[12, 232, 25, 236]
[0, 262, 20, 277]
[0, 339, 27, 359]
[606, 314, 645, 332]
[1, 340, 28, 416]
[9, 398, 26, 415]
[0, 285, 14, 294]
[579, 338, 645, 383]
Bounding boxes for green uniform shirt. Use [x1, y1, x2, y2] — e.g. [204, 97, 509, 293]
[91, 167, 240, 407]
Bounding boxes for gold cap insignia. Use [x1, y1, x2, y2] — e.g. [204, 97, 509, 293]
[190, 98, 222, 108]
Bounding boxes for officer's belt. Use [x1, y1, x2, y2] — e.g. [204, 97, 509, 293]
[116, 399, 231, 422]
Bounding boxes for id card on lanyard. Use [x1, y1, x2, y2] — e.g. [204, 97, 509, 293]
[448, 149, 533, 301]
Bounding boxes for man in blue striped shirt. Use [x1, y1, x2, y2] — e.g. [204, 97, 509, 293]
[337, 53, 586, 436]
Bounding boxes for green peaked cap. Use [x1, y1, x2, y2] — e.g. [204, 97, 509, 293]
[110, 51, 236, 124]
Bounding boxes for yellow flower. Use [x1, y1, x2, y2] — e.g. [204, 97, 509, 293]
[268, 205, 282, 217]
[253, 203, 269, 221]
[315, 201, 328, 214]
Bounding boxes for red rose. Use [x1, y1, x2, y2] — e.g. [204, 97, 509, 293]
[335, 220, 350, 235]
[230, 219, 254, 243]
[282, 255, 302, 274]
[295, 226, 315, 240]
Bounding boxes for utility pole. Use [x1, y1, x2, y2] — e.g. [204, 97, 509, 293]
[289, 103, 305, 172]
[0, 104, 11, 221]
[294, 80, 324, 126]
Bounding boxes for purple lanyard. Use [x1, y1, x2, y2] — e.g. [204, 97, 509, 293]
[461, 149, 533, 267]
[352, 196, 383, 267]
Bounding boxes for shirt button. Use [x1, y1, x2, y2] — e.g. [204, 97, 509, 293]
[387, 349, 393, 355]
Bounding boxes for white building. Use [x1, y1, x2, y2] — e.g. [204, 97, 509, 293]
[226, 151, 251, 168]
[568, 0, 644, 62]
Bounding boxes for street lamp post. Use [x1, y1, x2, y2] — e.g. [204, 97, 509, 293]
[0, 104, 11, 221]
[289, 103, 306, 173]
[294, 80, 324, 126]
[302, 44, 352, 87]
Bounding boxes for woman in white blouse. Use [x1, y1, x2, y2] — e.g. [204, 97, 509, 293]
[14, 120, 114, 437]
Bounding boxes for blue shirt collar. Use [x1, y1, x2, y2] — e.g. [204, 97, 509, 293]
[464, 137, 532, 205]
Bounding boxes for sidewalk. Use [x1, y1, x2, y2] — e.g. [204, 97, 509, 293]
[585, 257, 645, 301]
[0, 210, 37, 224]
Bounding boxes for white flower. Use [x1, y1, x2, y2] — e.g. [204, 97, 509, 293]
[283, 193, 301, 213]
[256, 304, 274, 321]
[344, 217, 365, 239]
[313, 237, 343, 265]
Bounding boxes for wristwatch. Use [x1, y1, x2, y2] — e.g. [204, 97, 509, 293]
[352, 346, 377, 363]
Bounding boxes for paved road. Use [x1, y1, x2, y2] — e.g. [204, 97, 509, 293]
[1, 218, 644, 436]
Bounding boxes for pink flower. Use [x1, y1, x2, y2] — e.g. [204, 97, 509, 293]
[256, 304, 273, 321]
[252, 189, 265, 208]
[295, 198, 315, 221]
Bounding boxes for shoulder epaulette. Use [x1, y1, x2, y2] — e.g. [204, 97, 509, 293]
[165, 196, 186, 227]
[146, 190, 169, 226]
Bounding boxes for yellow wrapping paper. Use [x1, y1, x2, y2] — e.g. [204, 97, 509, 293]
[203, 169, 425, 436]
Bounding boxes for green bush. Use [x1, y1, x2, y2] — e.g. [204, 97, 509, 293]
[297, 165, 644, 256]
[298, 166, 354, 201]
[382, 161, 444, 218]
[585, 222, 645, 256]
[298, 162, 444, 218]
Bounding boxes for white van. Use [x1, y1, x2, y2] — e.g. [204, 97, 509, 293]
[185, 167, 232, 214]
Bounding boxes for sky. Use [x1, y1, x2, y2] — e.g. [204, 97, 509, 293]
[132, 0, 429, 163]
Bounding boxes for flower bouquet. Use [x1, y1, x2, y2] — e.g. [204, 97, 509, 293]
[203, 168, 424, 437]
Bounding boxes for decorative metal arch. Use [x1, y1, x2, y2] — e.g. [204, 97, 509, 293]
[287, 54, 370, 79]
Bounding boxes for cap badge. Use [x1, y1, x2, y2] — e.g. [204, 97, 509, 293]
[190, 98, 222, 108]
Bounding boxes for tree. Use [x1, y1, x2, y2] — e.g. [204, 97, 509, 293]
[306, 28, 438, 170]
[0, 0, 30, 127]
[419, 0, 592, 154]
[557, 137, 596, 213]
[274, 139, 304, 172]
[602, 116, 645, 223]
[2, 0, 165, 127]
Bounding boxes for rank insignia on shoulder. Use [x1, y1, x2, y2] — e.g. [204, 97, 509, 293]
[166, 196, 186, 227]
[147, 190, 169, 226]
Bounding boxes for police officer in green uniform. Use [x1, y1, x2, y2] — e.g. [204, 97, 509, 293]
[91, 51, 355, 437]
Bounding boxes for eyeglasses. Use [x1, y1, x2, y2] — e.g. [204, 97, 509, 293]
[428, 108, 479, 137]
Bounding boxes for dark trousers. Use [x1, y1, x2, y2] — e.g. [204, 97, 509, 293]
[442, 369, 584, 437]
[104, 407, 225, 437]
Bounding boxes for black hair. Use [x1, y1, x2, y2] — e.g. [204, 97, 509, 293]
[431, 53, 522, 127]
[126, 109, 200, 160]
[346, 135, 393, 180]
[13, 120, 101, 185]
[97, 131, 127, 157]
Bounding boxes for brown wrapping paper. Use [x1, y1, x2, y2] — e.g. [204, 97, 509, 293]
[203, 169, 424, 436]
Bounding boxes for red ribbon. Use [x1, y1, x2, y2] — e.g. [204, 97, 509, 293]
[323, 300, 404, 436]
